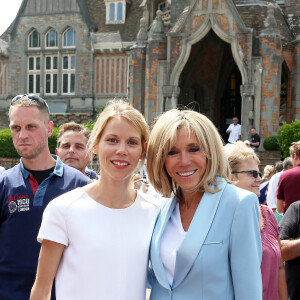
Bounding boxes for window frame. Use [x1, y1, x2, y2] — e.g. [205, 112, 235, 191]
[28, 29, 41, 49]
[63, 28, 76, 48]
[45, 29, 58, 48]
[105, 1, 126, 24]
[62, 54, 76, 94]
[28, 55, 41, 94]
[45, 55, 58, 95]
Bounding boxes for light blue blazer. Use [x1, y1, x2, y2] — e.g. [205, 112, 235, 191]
[149, 178, 262, 300]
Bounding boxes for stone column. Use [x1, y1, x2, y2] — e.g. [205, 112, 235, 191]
[293, 35, 300, 120]
[240, 84, 255, 140]
[145, 10, 167, 123]
[259, 3, 283, 137]
[129, 18, 147, 114]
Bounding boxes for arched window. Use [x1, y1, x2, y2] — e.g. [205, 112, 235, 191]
[109, 3, 115, 21]
[46, 29, 58, 48]
[63, 28, 76, 47]
[117, 3, 123, 20]
[28, 30, 40, 48]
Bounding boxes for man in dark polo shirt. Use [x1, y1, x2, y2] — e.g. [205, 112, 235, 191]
[279, 200, 300, 300]
[0, 94, 89, 300]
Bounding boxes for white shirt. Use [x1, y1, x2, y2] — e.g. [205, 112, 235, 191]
[266, 171, 283, 209]
[226, 123, 242, 143]
[160, 202, 187, 285]
[0, 166, 5, 175]
[38, 188, 160, 300]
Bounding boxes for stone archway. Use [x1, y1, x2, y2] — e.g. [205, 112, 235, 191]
[177, 30, 242, 140]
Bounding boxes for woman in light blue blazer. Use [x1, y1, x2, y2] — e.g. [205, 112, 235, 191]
[146, 109, 262, 300]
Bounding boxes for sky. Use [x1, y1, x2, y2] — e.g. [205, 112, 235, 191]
[0, 0, 23, 36]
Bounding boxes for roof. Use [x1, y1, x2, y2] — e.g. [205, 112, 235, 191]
[235, 1, 295, 42]
[84, 0, 144, 42]
[0, 0, 144, 43]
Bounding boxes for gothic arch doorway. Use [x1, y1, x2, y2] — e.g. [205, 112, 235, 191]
[177, 30, 242, 142]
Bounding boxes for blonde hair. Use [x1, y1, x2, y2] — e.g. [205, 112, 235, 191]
[224, 141, 260, 172]
[290, 141, 300, 158]
[88, 99, 148, 160]
[9, 95, 50, 121]
[263, 165, 275, 180]
[147, 109, 231, 198]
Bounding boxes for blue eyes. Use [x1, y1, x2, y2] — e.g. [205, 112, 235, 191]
[106, 138, 138, 145]
[167, 147, 200, 155]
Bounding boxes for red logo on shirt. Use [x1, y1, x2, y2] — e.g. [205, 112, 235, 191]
[7, 194, 29, 203]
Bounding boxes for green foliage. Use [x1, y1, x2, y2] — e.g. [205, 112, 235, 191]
[277, 120, 300, 158]
[0, 127, 60, 158]
[263, 135, 280, 151]
[48, 127, 59, 154]
[0, 129, 20, 158]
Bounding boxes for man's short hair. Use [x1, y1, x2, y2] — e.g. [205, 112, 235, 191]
[283, 157, 293, 170]
[251, 127, 256, 131]
[275, 161, 283, 172]
[57, 122, 91, 148]
[9, 94, 50, 121]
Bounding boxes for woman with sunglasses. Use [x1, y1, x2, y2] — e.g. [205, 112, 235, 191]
[224, 141, 288, 300]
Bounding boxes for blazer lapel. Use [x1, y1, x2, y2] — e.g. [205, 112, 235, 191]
[150, 197, 177, 290]
[172, 178, 227, 288]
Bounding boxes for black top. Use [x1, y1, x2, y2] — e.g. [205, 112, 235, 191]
[279, 201, 300, 300]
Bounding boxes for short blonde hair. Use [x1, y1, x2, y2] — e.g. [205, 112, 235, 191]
[147, 109, 231, 198]
[290, 141, 300, 158]
[9, 94, 50, 121]
[88, 99, 148, 160]
[263, 165, 275, 180]
[224, 141, 260, 172]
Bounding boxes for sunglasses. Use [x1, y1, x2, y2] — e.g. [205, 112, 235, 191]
[11, 94, 45, 105]
[232, 170, 262, 179]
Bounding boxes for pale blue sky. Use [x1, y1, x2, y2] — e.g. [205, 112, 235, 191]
[0, 0, 23, 36]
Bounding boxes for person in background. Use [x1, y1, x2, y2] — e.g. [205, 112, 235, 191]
[56, 122, 98, 181]
[277, 141, 300, 214]
[30, 100, 160, 300]
[224, 141, 288, 300]
[244, 140, 251, 147]
[0, 94, 89, 300]
[0, 166, 5, 175]
[275, 161, 283, 173]
[259, 165, 275, 204]
[279, 200, 300, 300]
[250, 127, 260, 152]
[266, 157, 293, 222]
[147, 109, 262, 300]
[226, 116, 241, 143]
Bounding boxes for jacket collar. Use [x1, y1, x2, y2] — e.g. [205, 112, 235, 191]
[151, 178, 227, 289]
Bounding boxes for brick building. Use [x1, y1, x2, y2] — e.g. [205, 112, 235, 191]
[0, 0, 299, 144]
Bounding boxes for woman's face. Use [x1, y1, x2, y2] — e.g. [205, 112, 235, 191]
[165, 127, 207, 196]
[231, 158, 262, 197]
[94, 116, 143, 182]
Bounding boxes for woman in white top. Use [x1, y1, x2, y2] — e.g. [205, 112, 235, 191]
[30, 100, 160, 300]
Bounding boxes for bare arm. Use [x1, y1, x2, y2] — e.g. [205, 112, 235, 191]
[251, 141, 259, 147]
[30, 240, 65, 300]
[278, 238, 288, 300]
[280, 238, 300, 262]
[277, 199, 285, 214]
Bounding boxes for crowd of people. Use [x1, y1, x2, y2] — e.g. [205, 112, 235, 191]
[0, 93, 299, 300]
